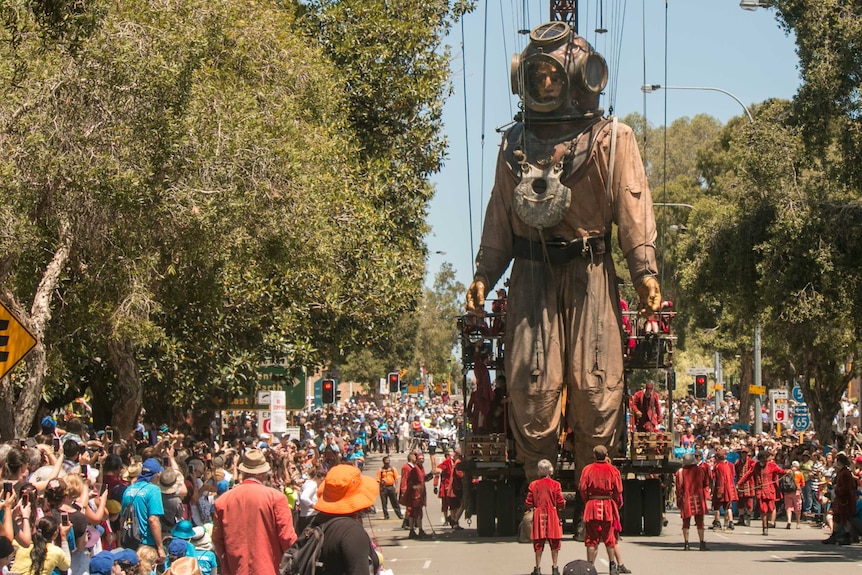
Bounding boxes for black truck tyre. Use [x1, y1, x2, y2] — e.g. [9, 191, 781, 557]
[642, 477, 663, 536]
[476, 480, 497, 537]
[621, 478, 643, 535]
[496, 481, 517, 536]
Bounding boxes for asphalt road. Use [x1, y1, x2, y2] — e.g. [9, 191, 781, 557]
[360, 451, 860, 575]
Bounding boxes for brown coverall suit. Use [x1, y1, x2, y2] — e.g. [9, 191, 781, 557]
[473, 118, 658, 480]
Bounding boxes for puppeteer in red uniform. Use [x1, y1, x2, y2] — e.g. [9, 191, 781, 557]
[736, 450, 784, 536]
[525, 459, 566, 575]
[675, 453, 710, 550]
[578, 445, 622, 564]
[711, 448, 738, 530]
[629, 382, 661, 432]
[734, 447, 755, 526]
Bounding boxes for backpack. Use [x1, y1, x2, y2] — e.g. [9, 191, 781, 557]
[779, 473, 796, 494]
[279, 517, 377, 575]
[279, 523, 327, 575]
[120, 489, 143, 549]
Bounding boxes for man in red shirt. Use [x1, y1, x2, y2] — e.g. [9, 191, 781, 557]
[675, 453, 710, 550]
[629, 382, 661, 432]
[405, 451, 436, 539]
[734, 447, 755, 527]
[579, 445, 623, 573]
[398, 452, 416, 529]
[435, 449, 464, 529]
[212, 449, 297, 575]
[711, 447, 738, 531]
[736, 449, 784, 536]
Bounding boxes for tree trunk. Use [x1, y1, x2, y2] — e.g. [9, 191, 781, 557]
[107, 338, 142, 440]
[0, 225, 71, 439]
[801, 357, 848, 446]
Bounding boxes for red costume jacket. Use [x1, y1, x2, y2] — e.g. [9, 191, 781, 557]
[832, 465, 857, 524]
[675, 464, 710, 519]
[405, 463, 428, 509]
[579, 460, 622, 525]
[526, 476, 565, 540]
[436, 457, 454, 498]
[737, 460, 783, 501]
[630, 390, 661, 432]
[734, 457, 755, 498]
[398, 462, 413, 505]
[712, 460, 738, 504]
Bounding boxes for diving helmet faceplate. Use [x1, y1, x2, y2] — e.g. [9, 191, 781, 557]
[510, 21, 608, 121]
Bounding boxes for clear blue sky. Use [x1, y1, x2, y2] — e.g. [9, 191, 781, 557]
[425, 0, 800, 291]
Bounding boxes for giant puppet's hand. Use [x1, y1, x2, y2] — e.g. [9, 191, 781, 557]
[636, 276, 662, 319]
[465, 280, 486, 316]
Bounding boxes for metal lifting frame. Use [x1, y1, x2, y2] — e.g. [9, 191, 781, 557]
[550, 0, 578, 31]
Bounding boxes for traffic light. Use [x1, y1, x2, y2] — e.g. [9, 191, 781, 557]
[666, 371, 676, 391]
[388, 372, 400, 393]
[336, 389, 342, 402]
[694, 375, 708, 399]
[322, 379, 335, 404]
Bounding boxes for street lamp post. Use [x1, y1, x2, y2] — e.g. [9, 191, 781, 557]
[641, 84, 754, 124]
[642, 82, 763, 432]
[739, 0, 770, 10]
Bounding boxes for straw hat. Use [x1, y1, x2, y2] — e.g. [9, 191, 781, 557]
[238, 449, 270, 475]
[123, 462, 142, 482]
[159, 468, 183, 495]
[165, 557, 203, 575]
[315, 464, 379, 515]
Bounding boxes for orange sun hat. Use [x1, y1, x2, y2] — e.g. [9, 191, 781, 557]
[315, 464, 379, 515]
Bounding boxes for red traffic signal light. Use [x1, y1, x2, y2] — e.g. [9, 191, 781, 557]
[388, 372, 400, 393]
[322, 379, 335, 404]
[694, 375, 708, 399]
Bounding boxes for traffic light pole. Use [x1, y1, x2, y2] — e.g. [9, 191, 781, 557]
[754, 323, 763, 435]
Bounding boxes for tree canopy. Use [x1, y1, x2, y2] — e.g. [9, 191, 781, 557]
[0, 0, 471, 437]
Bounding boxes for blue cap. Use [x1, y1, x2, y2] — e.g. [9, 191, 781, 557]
[138, 458, 164, 482]
[113, 548, 139, 567]
[217, 480, 230, 495]
[168, 538, 189, 557]
[40, 416, 56, 433]
[89, 551, 115, 575]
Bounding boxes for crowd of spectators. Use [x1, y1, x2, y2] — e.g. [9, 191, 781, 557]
[638, 389, 862, 546]
[0, 394, 464, 574]
[3, 384, 862, 573]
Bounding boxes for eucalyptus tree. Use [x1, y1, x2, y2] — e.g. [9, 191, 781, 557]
[1, 0, 472, 437]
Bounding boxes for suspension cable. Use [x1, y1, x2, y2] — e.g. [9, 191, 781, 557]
[460, 16, 476, 266]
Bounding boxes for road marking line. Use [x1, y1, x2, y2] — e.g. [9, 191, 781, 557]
[423, 560, 432, 569]
[770, 555, 792, 562]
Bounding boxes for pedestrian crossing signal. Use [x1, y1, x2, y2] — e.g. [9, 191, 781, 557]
[322, 379, 335, 404]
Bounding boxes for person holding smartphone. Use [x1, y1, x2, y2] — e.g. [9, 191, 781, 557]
[11, 515, 71, 575]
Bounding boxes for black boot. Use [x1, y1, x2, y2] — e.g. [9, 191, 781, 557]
[699, 541, 709, 551]
[683, 542, 691, 551]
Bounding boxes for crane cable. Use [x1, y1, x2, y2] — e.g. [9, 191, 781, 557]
[460, 16, 476, 267]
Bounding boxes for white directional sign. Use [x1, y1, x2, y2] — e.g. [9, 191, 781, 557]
[686, 367, 714, 375]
